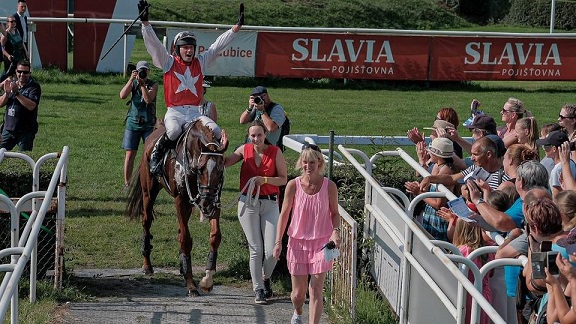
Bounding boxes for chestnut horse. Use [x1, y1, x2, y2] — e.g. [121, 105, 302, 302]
[126, 120, 227, 296]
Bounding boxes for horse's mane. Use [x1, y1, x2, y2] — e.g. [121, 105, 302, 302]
[185, 121, 225, 152]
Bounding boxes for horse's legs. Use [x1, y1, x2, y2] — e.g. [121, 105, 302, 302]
[141, 165, 160, 275]
[199, 209, 221, 293]
[175, 196, 199, 296]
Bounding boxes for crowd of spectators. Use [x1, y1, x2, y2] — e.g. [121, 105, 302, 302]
[407, 100, 576, 324]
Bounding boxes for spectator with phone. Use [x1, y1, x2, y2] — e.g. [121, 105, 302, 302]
[544, 254, 576, 324]
[119, 60, 157, 188]
[522, 197, 568, 294]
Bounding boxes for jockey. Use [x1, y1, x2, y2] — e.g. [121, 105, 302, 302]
[137, 0, 244, 175]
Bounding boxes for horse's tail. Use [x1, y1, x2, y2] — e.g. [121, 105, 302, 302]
[125, 167, 144, 220]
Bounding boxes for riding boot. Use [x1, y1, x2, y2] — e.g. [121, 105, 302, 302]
[150, 133, 173, 175]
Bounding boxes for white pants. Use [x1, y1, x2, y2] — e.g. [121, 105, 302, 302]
[237, 196, 279, 291]
[164, 106, 221, 141]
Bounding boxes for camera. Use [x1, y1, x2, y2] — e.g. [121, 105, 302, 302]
[138, 69, 147, 79]
[253, 96, 264, 105]
[570, 141, 576, 151]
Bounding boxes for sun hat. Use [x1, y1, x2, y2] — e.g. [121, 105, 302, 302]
[427, 138, 454, 159]
[423, 119, 455, 132]
[535, 130, 569, 148]
[465, 115, 497, 135]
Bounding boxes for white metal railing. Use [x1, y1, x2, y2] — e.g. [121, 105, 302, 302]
[0, 146, 69, 324]
[338, 145, 506, 323]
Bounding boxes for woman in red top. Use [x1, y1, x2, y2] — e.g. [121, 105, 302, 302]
[224, 120, 287, 305]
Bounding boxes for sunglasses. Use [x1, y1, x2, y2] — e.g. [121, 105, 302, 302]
[501, 108, 515, 114]
[559, 115, 576, 120]
[16, 70, 30, 74]
[302, 142, 321, 153]
[6, 20, 14, 23]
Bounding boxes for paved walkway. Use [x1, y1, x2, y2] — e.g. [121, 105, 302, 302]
[56, 268, 329, 324]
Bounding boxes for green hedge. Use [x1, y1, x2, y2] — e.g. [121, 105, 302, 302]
[0, 158, 53, 198]
[504, 0, 576, 30]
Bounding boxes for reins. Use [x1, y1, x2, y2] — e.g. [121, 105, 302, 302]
[224, 176, 261, 216]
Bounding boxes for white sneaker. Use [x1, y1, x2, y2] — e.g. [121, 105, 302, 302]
[291, 313, 302, 324]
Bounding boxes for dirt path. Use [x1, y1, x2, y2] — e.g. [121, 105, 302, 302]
[53, 268, 329, 324]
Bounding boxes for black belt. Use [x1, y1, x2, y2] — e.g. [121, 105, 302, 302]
[242, 194, 277, 201]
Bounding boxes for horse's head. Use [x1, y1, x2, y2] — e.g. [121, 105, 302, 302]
[185, 123, 229, 217]
[194, 144, 225, 216]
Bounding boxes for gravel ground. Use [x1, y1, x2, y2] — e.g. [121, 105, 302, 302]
[53, 268, 329, 324]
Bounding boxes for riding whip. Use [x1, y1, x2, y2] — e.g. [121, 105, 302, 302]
[100, 3, 151, 61]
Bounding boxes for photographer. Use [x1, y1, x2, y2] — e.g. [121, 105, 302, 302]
[0, 60, 40, 151]
[240, 86, 286, 147]
[522, 197, 569, 323]
[119, 60, 158, 188]
[536, 130, 576, 198]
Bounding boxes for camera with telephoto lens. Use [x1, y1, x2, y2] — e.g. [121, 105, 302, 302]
[138, 68, 147, 79]
[253, 96, 264, 105]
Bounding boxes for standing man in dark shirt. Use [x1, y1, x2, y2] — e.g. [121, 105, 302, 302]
[0, 60, 41, 151]
[13, 1, 28, 49]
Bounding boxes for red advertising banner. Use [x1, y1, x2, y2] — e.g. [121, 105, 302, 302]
[255, 32, 430, 80]
[430, 36, 576, 81]
[73, 1, 118, 72]
[32, 0, 68, 70]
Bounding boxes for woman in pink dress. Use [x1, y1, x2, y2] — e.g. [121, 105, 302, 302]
[273, 143, 341, 324]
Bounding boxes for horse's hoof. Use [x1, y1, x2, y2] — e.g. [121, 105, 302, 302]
[142, 265, 154, 275]
[199, 284, 214, 293]
[188, 289, 201, 297]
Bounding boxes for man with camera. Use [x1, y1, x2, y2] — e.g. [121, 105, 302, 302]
[240, 86, 286, 147]
[0, 60, 40, 151]
[119, 60, 158, 188]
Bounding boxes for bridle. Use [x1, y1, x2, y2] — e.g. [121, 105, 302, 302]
[182, 128, 225, 213]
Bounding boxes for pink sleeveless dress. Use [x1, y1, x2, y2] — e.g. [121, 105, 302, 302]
[286, 177, 334, 275]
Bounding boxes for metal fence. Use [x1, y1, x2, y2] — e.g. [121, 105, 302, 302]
[0, 147, 69, 324]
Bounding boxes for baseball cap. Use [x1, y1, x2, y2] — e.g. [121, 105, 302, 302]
[536, 130, 569, 147]
[251, 86, 268, 96]
[136, 61, 150, 71]
[202, 81, 211, 88]
[423, 119, 455, 131]
[485, 134, 506, 158]
[465, 115, 497, 135]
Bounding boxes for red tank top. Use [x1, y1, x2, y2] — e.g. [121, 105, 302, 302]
[239, 144, 280, 196]
[164, 56, 204, 107]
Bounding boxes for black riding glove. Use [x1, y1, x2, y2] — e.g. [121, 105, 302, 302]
[138, 0, 150, 22]
[237, 3, 244, 26]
